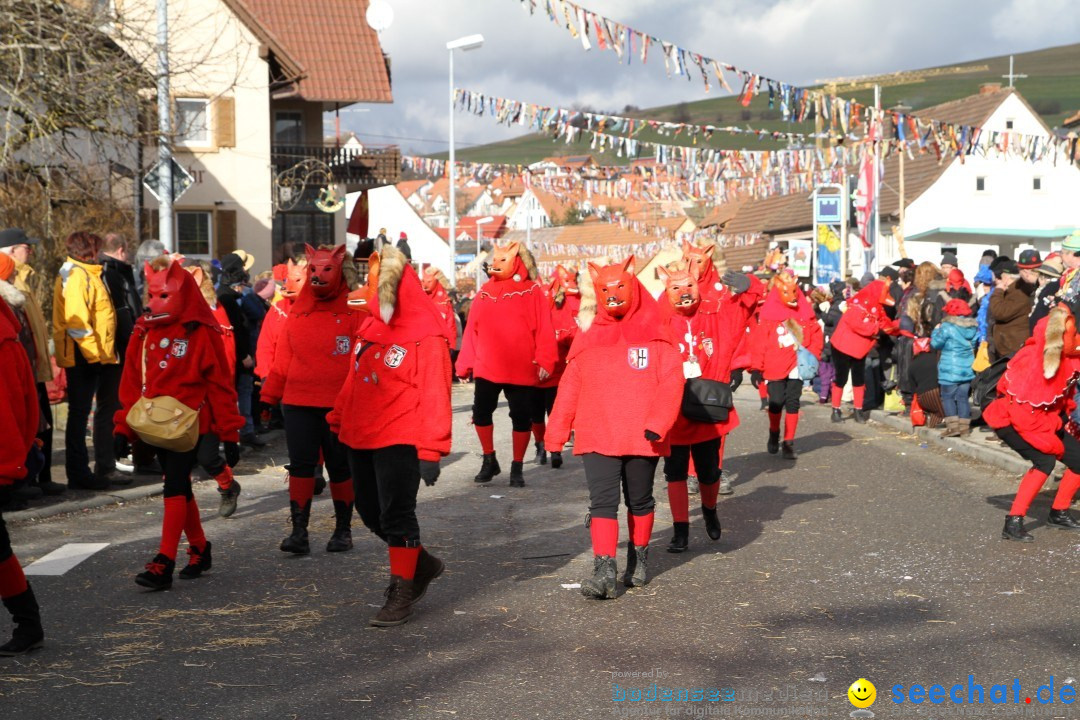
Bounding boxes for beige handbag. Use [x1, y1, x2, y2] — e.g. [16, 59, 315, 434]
[125, 336, 200, 452]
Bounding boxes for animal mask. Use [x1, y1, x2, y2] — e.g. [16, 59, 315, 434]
[144, 260, 187, 325]
[773, 272, 799, 308]
[282, 259, 306, 298]
[682, 241, 716, 282]
[347, 253, 379, 314]
[555, 265, 580, 295]
[489, 242, 522, 281]
[421, 267, 444, 296]
[657, 266, 700, 316]
[587, 256, 636, 319]
[305, 244, 347, 299]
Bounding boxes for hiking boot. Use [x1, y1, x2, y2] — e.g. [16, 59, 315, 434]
[702, 506, 722, 540]
[102, 471, 133, 487]
[667, 522, 690, 553]
[533, 441, 548, 465]
[622, 544, 649, 588]
[370, 576, 418, 627]
[1046, 509, 1080, 530]
[509, 461, 525, 487]
[853, 409, 870, 424]
[831, 408, 843, 423]
[580, 555, 617, 600]
[412, 548, 445, 603]
[279, 500, 311, 554]
[326, 499, 354, 552]
[940, 417, 961, 438]
[135, 554, 175, 590]
[0, 585, 43, 656]
[717, 470, 735, 496]
[217, 479, 241, 519]
[178, 541, 212, 580]
[1001, 515, 1034, 542]
[956, 418, 971, 437]
[474, 453, 501, 483]
[767, 431, 780, 455]
[550, 451, 563, 469]
[781, 441, 797, 460]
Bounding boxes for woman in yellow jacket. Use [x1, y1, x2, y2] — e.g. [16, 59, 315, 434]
[52, 231, 122, 490]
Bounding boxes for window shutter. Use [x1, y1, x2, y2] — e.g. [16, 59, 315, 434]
[215, 97, 236, 148]
[216, 210, 237, 256]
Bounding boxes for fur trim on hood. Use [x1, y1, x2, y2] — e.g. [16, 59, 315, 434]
[1043, 305, 1068, 379]
[577, 264, 597, 332]
[377, 245, 407, 325]
[942, 315, 978, 328]
[0, 279, 26, 309]
[518, 244, 539, 281]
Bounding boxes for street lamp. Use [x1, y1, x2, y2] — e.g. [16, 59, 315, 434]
[447, 34, 484, 286]
[475, 216, 494, 289]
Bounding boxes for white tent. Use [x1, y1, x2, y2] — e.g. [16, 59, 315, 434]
[345, 186, 452, 276]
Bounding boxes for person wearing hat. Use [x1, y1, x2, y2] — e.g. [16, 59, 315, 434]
[988, 255, 1036, 360]
[892, 258, 916, 271]
[395, 231, 413, 261]
[940, 252, 958, 275]
[931, 299, 978, 438]
[1029, 253, 1064, 332]
[979, 249, 997, 267]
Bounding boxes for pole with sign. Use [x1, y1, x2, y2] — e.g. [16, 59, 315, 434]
[813, 184, 847, 284]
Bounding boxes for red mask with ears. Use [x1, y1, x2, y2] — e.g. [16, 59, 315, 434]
[347, 253, 379, 314]
[587, 256, 636, 319]
[682, 241, 716, 281]
[489, 242, 522, 281]
[305, 244, 347, 299]
[555, 265, 579, 295]
[282, 259, 306, 298]
[773, 272, 799, 308]
[879, 277, 895, 307]
[658, 266, 700, 316]
[420, 267, 441, 296]
[144, 260, 187, 325]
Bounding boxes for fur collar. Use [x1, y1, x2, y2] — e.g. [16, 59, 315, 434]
[942, 315, 977, 328]
[377, 245, 407, 324]
[577, 265, 597, 332]
[518, 244, 539, 281]
[1044, 306, 1067, 379]
[0, 279, 26, 308]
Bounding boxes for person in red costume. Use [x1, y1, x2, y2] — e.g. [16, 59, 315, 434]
[0, 293, 45, 653]
[749, 272, 824, 460]
[529, 265, 583, 469]
[828, 279, 899, 423]
[983, 294, 1080, 541]
[420, 266, 459, 352]
[115, 260, 245, 590]
[546, 256, 683, 598]
[329, 246, 452, 626]
[657, 262, 763, 553]
[455, 242, 558, 487]
[255, 258, 305, 381]
[261, 245, 359, 555]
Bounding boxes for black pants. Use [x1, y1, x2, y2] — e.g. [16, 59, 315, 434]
[664, 438, 721, 486]
[767, 378, 802, 414]
[196, 432, 226, 479]
[282, 404, 349, 482]
[157, 444, 200, 499]
[529, 387, 557, 425]
[996, 425, 1080, 475]
[35, 383, 52, 485]
[348, 445, 421, 546]
[472, 377, 533, 431]
[583, 453, 659, 520]
[0, 511, 12, 566]
[831, 348, 865, 389]
[65, 361, 122, 482]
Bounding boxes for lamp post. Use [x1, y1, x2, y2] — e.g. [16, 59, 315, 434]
[475, 216, 493, 290]
[446, 34, 484, 285]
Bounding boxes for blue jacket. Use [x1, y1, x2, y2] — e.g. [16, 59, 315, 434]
[931, 315, 979, 384]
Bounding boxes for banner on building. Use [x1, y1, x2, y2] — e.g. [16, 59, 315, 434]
[815, 225, 842, 284]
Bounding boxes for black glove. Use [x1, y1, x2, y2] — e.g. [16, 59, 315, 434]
[419, 460, 441, 486]
[729, 369, 743, 392]
[113, 434, 131, 460]
[644, 429, 661, 442]
[224, 442, 241, 468]
[722, 271, 751, 295]
[750, 370, 763, 389]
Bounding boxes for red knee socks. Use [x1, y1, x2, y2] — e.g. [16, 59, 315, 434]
[184, 496, 206, 551]
[0, 555, 28, 599]
[288, 475, 315, 506]
[329, 478, 355, 505]
[590, 517, 619, 557]
[768, 411, 781, 433]
[758, 382, 767, 400]
[388, 546, 420, 580]
[213, 466, 234, 492]
[159, 495, 188, 560]
[853, 385, 865, 410]
[532, 422, 546, 444]
[700, 481, 719, 510]
[475, 424, 495, 454]
[631, 512, 653, 547]
[667, 480, 689, 523]
[830, 384, 842, 409]
[1052, 470, 1080, 511]
[1009, 468, 1049, 516]
[512, 431, 531, 463]
[784, 412, 800, 442]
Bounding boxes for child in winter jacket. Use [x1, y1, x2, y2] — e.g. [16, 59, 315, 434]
[931, 299, 979, 437]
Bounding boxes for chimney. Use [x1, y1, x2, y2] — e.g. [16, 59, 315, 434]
[980, 82, 1003, 95]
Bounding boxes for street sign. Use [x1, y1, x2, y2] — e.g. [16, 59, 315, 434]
[143, 158, 195, 203]
[814, 195, 842, 224]
[454, 254, 476, 263]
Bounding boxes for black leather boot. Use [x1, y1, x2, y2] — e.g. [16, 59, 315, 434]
[326, 499, 354, 552]
[781, 441, 797, 460]
[1046, 509, 1080, 530]
[280, 500, 311, 554]
[831, 408, 843, 423]
[217, 479, 241, 518]
[474, 453, 501, 483]
[533, 441, 548, 465]
[550, 451, 563, 469]
[580, 555, 617, 600]
[853, 409, 870, 424]
[667, 522, 689, 553]
[767, 431, 780, 455]
[509, 461, 525, 487]
[412, 548, 445, 603]
[622, 544, 648, 588]
[701, 506, 722, 540]
[178, 541, 212, 580]
[1002, 515, 1034, 542]
[0, 585, 43, 656]
[135, 553, 175, 590]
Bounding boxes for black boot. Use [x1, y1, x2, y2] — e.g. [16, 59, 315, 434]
[1002, 515, 1034, 542]
[371, 576, 418, 627]
[217, 479, 241, 519]
[326, 500, 354, 552]
[412, 548, 445, 603]
[280, 500, 311, 554]
[667, 522, 690, 553]
[831, 408, 843, 423]
[767, 431, 780, 455]
[0, 586, 43, 656]
[135, 553, 175, 590]
[622, 543, 649, 588]
[702, 506, 722, 540]
[474, 453, 501, 483]
[1046, 509, 1080, 530]
[580, 555, 617, 600]
[509, 461, 525, 487]
[534, 441, 548, 465]
[781, 441, 797, 460]
[853, 409, 870, 424]
[178, 541, 212, 580]
[550, 451, 563, 469]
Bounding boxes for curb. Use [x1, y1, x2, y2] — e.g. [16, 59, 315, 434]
[6, 482, 166, 524]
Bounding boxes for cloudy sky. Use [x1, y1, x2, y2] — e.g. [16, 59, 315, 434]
[340, 0, 1080, 155]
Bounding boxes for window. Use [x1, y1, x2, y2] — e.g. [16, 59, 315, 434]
[176, 99, 210, 146]
[177, 211, 212, 257]
[976, 176, 986, 192]
[1033, 177, 1043, 191]
[274, 111, 303, 144]
[1005, 119, 1014, 130]
[272, 211, 334, 261]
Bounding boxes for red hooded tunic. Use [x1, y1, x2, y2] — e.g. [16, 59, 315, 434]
[0, 298, 39, 483]
[210, 302, 237, 373]
[749, 285, 824, 381]
[255, 297, 292, 380]
[427, 284, 458, 352]
[454, 257, 558, 386]
[830, 280, 899, 360]
[538, 293, 581, 389]
[328, 265, 453, 462]
[115, 270, 244, 443]
[546, 277, 683, 457]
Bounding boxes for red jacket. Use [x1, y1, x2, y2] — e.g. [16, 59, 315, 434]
[539, 294, 580, 389]
[750, 287, 823, 381]
[428, 285, 458, 351]
[211, 303, 237, 373]
[255, 298, 291, 380]
[329, 266, 452, 462]
[830, 280, 899, 360]
[0, 299, 39, 484]
[455, 276, 558, 386]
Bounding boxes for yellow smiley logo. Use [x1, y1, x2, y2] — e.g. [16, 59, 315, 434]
[848, 678, 876, 709]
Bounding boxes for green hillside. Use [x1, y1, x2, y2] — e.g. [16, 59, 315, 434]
[442, 42, 1080, 166]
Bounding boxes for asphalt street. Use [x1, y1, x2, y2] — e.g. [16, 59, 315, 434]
[2, 385, 1078, 720]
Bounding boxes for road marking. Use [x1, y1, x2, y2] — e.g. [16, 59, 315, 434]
[24, 543, 110, 576]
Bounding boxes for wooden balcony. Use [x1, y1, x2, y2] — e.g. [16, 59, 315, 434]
[271, 144, 400, 188]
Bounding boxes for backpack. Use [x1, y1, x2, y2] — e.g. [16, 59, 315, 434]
[971, 353, 1012, 410]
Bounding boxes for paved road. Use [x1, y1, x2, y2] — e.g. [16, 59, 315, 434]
[3, 386, 1078, 720]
